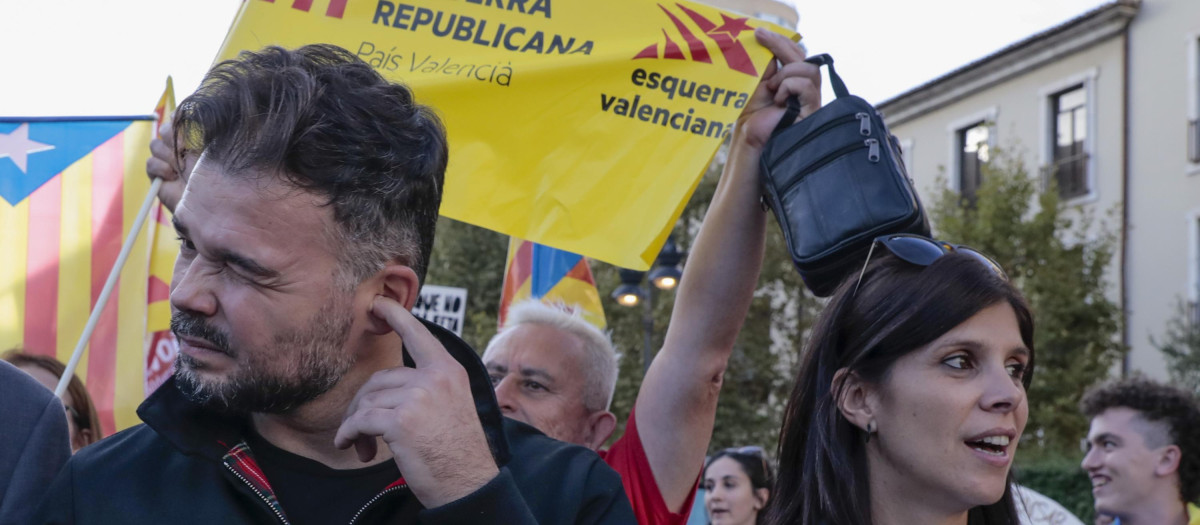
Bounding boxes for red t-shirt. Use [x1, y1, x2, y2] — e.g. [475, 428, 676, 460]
[598, 407, 700, 525]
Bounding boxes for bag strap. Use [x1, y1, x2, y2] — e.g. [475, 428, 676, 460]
[807, 54, 849, 99]
[770, 54, 851, 138]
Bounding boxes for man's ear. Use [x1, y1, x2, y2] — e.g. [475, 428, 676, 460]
[833, 367, 876, 433]
[1154, 444, 1182, 478]
[363, 263, 421, 335]
[583, 410, 618, 451]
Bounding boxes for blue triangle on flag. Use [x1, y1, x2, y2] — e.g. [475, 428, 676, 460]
[0, 120, 135, 206]
[530, 243, 583, 298]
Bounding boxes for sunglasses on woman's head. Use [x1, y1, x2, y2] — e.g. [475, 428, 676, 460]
[853, 234, 1007, 295]
[721, 446, 769, 475]
[723, 445, 765, 457]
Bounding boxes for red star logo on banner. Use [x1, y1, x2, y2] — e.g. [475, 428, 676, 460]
[709, 14, 752, 39]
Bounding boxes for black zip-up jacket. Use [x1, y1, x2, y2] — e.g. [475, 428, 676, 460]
[32, 319, 635, 524]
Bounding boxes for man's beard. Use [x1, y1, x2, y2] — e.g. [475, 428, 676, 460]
[171, 297, 355, 415]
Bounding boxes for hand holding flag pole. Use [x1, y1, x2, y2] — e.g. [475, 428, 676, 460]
[54, 78, 175, 399]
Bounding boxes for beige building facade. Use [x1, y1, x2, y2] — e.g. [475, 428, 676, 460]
[700, 0, 798, 30]
[877, 0, 1200, 380]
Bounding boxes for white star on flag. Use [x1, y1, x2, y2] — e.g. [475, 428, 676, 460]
[0, 123, 55, 173]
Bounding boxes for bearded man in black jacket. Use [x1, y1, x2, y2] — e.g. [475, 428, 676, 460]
[34, 44, 633, 525]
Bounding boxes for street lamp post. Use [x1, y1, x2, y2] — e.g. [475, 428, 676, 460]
[611, 236, 685, 375]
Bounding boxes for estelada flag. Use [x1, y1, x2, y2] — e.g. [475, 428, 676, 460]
[214, 0, 798, 269]
[145, 78, 180, 396]
[0, 116, 157, 434]
[499, 238, 606, 329]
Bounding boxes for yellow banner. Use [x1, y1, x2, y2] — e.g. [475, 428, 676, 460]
[216, 0, 796, 269]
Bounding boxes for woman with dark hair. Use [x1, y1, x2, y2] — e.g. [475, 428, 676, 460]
[4, 349, 103, 452]
[704, 447, 773, 525]
[764, 236, 1035, 525]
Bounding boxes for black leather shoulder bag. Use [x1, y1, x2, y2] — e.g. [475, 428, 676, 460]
[759, 54, 930, 297]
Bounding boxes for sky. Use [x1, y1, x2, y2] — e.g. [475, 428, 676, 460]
[788, 0, 1110, 104]
[0, 0, 1110, 116]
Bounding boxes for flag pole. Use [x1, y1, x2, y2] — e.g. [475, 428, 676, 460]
[55, 178, 163, 398]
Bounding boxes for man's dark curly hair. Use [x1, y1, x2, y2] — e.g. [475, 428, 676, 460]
[173, 44, 447, 285]
[1080, 378, 1200, 503]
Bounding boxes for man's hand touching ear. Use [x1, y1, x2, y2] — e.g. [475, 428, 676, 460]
[335, 297, 499, 508]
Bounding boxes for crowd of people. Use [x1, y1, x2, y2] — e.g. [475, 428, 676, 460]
[1, 28, 1198, 525]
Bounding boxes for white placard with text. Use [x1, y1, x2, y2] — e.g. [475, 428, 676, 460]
[412, 285, 468, 337]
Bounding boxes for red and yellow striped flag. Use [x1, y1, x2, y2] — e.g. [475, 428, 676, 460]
[0, 116, 157, 435]
[144, 79, 179, 396]
[499, 238, 606, 330]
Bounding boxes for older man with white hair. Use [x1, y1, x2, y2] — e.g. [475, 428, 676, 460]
[481, 29, 823, 525]
[484, 302, 620, 450]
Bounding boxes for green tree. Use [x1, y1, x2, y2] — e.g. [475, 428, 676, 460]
[425, 217, 508, 350]
[930, 146, 1125, 457]
[1153, 300, 1200, 392]
[425, 147, 817, 457]
[599, 151, 818, 454]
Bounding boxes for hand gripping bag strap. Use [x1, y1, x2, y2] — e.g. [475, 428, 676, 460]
[770, 54, 850, 138]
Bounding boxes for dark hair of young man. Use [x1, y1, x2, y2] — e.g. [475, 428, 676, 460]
[172, 43, 448, 286]
[1080, 378, 1200, 503]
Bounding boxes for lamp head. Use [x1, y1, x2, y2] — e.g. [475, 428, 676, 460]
[612, 285, 643, 306]
[613, 269, 648, 307]
[649, 236, 684, 290]
[648, 265, 681, 290]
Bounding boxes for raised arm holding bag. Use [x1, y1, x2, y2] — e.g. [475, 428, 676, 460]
[758, 54, 930, 297]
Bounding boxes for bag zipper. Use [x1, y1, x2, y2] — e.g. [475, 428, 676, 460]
[347, 482, 409, 525]
[225, 462, 291, 525]
[772, 114, 868, 161]
[858, 112, 871, 136]
[867, 138, 880, 162]
[778, 139, 877, 196]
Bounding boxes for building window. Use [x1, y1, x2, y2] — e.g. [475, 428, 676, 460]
[899, 138, 914, 177]
[1190, 36, 1200, 164]
[754, 12, 794, 29]
[958, 122, 990, 203]
[1190, 117, 1200, 164]
[1049, 85, 1089, 199]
